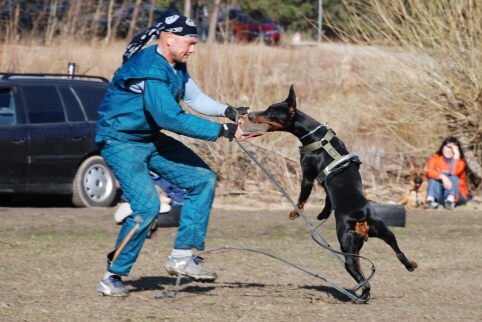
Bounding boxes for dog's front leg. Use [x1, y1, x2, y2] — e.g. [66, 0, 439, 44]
[289, 176, 314, 220]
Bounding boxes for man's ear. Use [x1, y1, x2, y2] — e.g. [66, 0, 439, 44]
[165, 32, 174, 46]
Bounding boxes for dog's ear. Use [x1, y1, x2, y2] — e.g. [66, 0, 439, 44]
[287, 84, 297, 118]
[287, 85, 297, 108]
[409, 160, 415, 170]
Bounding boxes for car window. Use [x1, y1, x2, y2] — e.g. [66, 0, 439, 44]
[58, 86, 85, 122]
[22, 85, 65, 124]
[73, 85, 106, 121]
[0, 87, 17, 125]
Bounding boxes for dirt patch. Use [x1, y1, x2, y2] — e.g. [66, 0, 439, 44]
[1, 200, 481, 321]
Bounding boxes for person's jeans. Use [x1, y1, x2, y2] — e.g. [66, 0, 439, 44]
[427, 176, 461, 204]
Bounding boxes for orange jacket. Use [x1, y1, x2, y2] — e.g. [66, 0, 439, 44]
[426, 153, 469, 201]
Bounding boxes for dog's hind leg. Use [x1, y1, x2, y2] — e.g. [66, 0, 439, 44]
[368, 213, 418, 272]
[338, 228, 371, 302]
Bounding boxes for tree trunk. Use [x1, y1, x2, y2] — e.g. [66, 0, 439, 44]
[64, 0, 82, 36]
[184, 0, 191, 17]
[110, 0, 129, 40]
[45, 0, 59, 45]
[207, 0, 221, 44]
[127, 0, 143, 40]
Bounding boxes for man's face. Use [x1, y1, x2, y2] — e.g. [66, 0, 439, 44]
[168, 33, 198, 64]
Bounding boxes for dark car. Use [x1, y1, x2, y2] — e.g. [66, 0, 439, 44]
[217, 7, 281, 45]
[0, 68, 118, 207]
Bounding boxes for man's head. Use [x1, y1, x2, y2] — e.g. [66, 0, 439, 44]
[123, 15, 198, 63]
[158, 15, 199, 64]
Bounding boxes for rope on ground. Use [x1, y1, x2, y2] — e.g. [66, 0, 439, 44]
[154, 139, 375, 303]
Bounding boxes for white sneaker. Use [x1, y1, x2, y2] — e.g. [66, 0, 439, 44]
[165, 255, 218, 281]
[114, 199, 171, 224]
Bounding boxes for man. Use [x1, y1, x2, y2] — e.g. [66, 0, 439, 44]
[96, 15, 248, 296]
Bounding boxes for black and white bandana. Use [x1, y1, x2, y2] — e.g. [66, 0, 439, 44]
[123, 15, 198, 63]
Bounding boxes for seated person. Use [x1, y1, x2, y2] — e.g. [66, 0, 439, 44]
[426, 136, 470, 210]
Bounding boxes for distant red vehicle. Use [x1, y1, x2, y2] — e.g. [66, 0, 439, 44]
[216, 8, 281, 45]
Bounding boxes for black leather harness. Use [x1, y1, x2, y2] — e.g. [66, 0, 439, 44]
[299, 127, 362, 185]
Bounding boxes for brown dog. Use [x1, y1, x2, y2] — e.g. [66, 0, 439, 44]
[397, 161, 428, 208]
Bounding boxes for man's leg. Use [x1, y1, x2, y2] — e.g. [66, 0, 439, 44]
[97, 139, 161, 296]
[150, 134, 217, 280]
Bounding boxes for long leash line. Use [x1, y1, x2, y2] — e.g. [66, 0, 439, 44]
[155, 139, 374, 303]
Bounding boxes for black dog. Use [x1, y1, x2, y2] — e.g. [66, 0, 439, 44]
[248, 85, 417, 302]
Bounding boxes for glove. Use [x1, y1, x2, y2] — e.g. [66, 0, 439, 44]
[225, 105, 250, 122]
[218, 123, 238, 141]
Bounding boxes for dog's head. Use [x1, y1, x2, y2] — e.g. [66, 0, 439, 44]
[248, 84, 297, 132]
[408, 160, 428, 191]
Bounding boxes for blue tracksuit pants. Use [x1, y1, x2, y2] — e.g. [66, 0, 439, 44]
[99, 133, 216, 276]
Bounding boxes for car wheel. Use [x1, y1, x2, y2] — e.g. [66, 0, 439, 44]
[72, 155, 117, 207]
[370, 203, 406, 227]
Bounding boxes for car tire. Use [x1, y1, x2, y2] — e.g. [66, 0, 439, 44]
[72, 155, 117, 207]
[370, 203, 406, 227]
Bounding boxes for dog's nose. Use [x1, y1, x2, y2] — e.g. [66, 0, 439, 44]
[414, 177, 422, 185]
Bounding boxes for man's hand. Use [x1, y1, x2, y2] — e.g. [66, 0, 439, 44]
[225, 105, 250, 122]
[219, 123, 239, 141]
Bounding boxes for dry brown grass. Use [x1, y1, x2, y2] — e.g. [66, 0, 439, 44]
[1, 37, 478, 203]
[330, 0, 482, 185]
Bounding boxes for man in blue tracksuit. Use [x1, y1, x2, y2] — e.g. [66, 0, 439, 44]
[96, 15, 248, 296]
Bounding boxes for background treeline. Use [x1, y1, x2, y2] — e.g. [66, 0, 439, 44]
[0, 0, 368, 42]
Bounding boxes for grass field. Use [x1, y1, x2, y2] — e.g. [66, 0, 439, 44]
[0, 201, 481, 321]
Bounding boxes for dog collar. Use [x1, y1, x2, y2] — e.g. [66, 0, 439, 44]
[299, 123, 327, 140]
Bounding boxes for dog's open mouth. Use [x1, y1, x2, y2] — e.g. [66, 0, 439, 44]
[240, 118, 271, 137]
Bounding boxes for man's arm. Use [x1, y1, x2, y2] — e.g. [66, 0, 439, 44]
[183, 78, 228, 116]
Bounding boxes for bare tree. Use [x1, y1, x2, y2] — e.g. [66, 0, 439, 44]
[126, 0, 143, 40]
[184, 0, 191, 17]
[104, 0, 115, 42]
[64, 0, 82, 36]
[207, 0, 221, 44]
[45, 0, 60, 45]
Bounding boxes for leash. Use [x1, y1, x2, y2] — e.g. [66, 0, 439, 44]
[155, 139, 375, 303]
[235, 140, 375, 291]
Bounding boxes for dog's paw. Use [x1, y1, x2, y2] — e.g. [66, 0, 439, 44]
[316, 210, 331, 221]
[407, 261, 418, 271]
[289, 209, 300, 220]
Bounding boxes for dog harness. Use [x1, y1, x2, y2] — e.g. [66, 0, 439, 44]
[299, 127, 361, 184]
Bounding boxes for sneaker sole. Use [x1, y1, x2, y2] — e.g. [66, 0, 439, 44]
[96, 283, 129, 297]
[165, 268, 217, 282]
